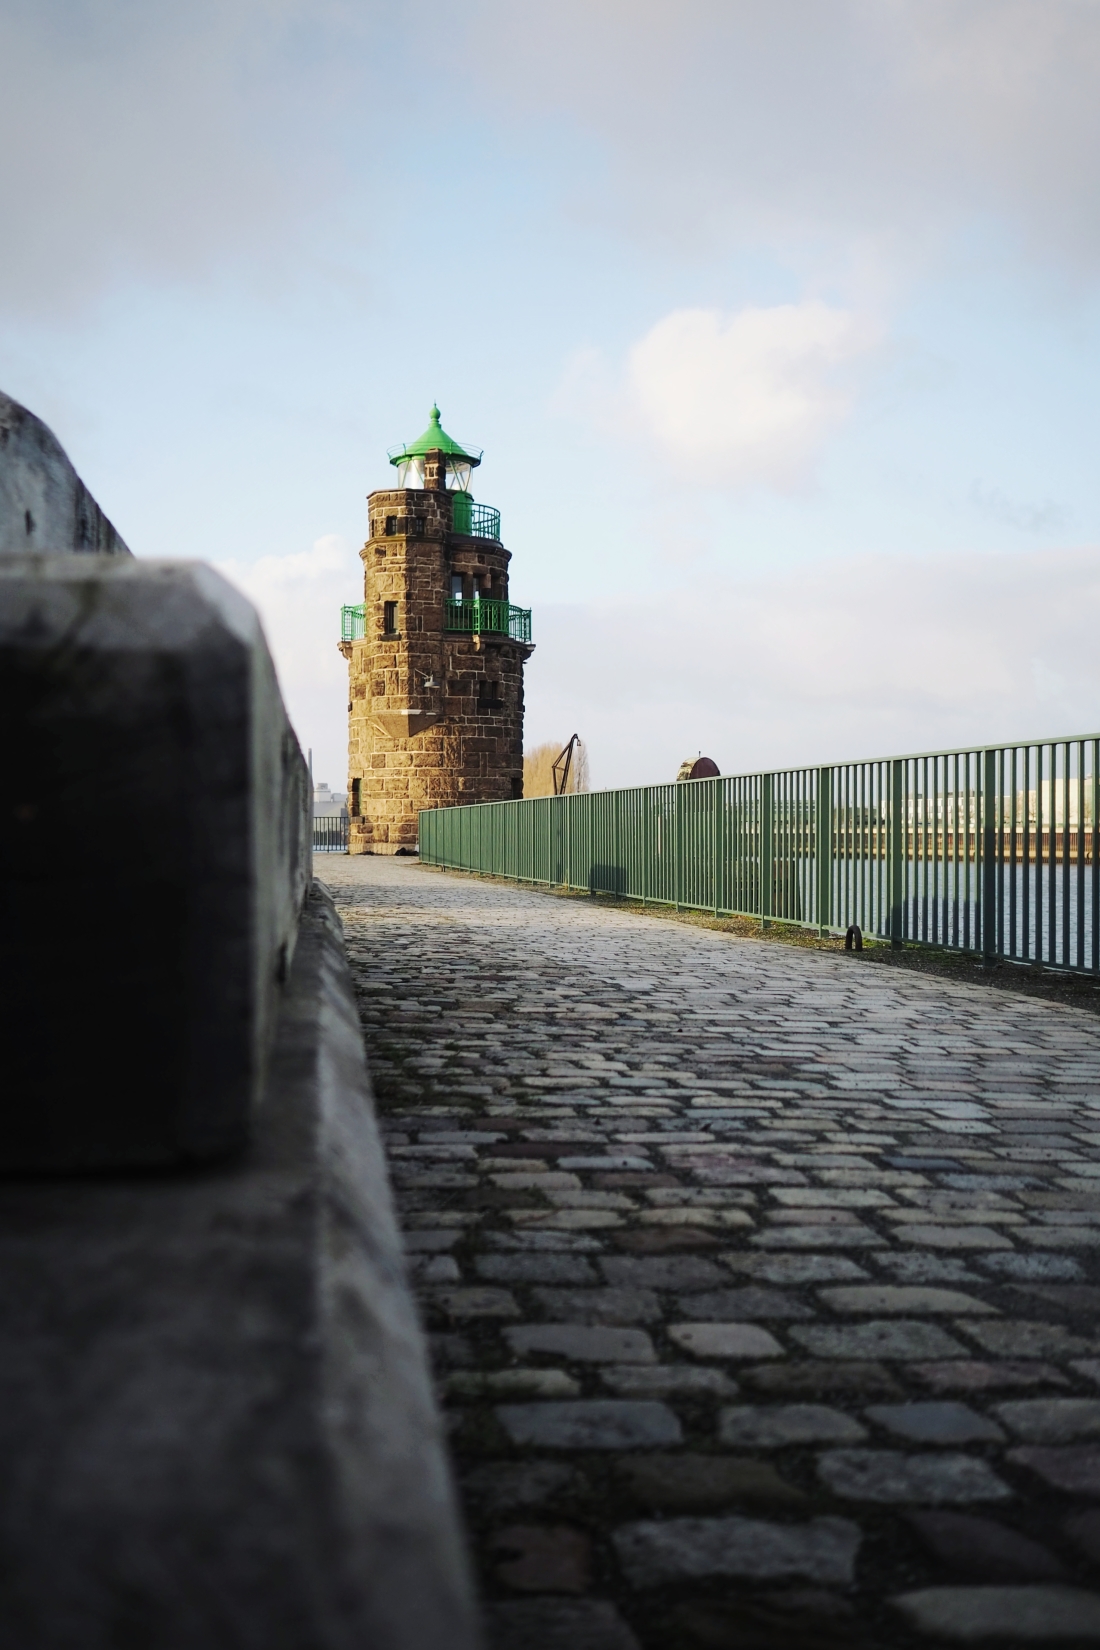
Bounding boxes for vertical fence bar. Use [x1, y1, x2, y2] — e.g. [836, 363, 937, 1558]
[996, 747, 1005, 959]
[981, 747, 996, 964]
[1093, 740, 1100, 975]
[888, 758, 904, 946]
[1047, 743, 1056, 965]
[760, 772, 774, 928]
[1068, 745, 1075, 963]
[1009, 747, 1018, 960]
[816, 766, 832, 933]
[713, 779, 722, 918]
[1078, 741, 1086, 973]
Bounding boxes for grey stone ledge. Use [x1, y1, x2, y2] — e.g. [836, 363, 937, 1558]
[891, 1584, 1100, 1642]
[0, 883, 478, 1650]
[0, 391, 130, 556]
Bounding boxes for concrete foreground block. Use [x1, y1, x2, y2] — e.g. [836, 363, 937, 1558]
[0, 556, 310, 1168]
[0, 392, 131, 556]
[0, 882, 480, 1650]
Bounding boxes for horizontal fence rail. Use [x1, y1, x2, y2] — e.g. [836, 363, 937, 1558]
[419, 733, 1100, 972]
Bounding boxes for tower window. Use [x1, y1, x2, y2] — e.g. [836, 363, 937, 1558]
[350, 778, 361, 816]
[450, 573, 463, 600]
[410, 516, 425, 538]
[385, 516, 398, 536]
[383, 601, 398, 635]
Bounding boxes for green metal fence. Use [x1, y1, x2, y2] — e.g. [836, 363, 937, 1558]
[445, 598, 533, 644]
[419, 733, 1100, 972]
[451, 494, 501, 540]
[341, 598, 532, 645]
[341, 603, 366, 641]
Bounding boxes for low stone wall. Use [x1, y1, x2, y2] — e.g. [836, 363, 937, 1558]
[0, 883, 480, 1650]
[0, 391, 130, 556]
[0, 394, 479, 1647]
[0, 555, 311, 1169]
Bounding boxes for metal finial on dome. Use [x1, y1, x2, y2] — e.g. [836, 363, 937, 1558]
[389, 407, 482, 466]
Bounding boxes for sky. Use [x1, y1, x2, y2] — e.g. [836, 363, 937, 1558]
[3, 0, 1100, 791]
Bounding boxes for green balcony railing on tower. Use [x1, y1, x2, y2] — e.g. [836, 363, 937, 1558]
[341, 604, 366, 641]
[445, 597, 532, 644]
[451, 493, 501, 540]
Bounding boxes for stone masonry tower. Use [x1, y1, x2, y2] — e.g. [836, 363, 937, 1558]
[339, 407, 533, 853]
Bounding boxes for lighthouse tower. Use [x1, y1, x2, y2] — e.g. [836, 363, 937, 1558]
[339, 407, 533, 853]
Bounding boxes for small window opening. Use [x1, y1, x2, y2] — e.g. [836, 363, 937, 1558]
[383, 601, 398, 635]
[510, 776, 523, 799]
[410, 516, 425, 538]
[350, 778, 362, 817]
[450, 573, 464, 600]
[385, 516, 398, 536]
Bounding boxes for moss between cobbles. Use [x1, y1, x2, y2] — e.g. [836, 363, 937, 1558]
[417, 862, 1100, 1017]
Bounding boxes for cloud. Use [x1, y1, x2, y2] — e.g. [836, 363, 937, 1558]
[0, 0, 363, 314]
[524, 544, 1100, 789]
[214, 532, 358, 785]
[970, 481, 1069, 535]
[627, 302, 880, 487]
[6, 0, 1100, 324]
[208, 531, 1100, 802]
[456, 0, 1100, 276]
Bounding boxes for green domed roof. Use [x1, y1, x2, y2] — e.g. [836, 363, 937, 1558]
[388, 405, 482, 467]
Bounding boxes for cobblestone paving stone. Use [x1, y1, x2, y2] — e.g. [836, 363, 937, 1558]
[327, 856, 1100, 1648]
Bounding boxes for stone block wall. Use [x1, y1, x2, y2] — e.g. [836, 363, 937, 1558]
[343, 484, 530, 853]
[0, 391, 131, 556]
[0, 393, 479, 1647]
[0, 556, 311, 1170]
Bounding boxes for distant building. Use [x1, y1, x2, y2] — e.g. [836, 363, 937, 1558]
[338, 407, 533, 854]
[676, 757, 720, 781]
[312, 782, 347, 819]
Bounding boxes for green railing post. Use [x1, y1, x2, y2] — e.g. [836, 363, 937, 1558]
[981, 747, 997, 964]
[713, 779, 722, 917]
[888, 758, 904, 947]
[760, 773, 774, 929]
[816, 766, 832, 934]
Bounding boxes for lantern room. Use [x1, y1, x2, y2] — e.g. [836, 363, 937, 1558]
[387, 404, 482, 492]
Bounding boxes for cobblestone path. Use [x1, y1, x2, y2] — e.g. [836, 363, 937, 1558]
[327, 855, 1100, 1649]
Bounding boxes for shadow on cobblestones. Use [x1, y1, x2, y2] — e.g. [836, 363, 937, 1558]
[328, 857, 1100, 1649]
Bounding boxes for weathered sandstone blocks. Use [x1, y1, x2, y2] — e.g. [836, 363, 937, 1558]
[343, 479, 529, 852]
